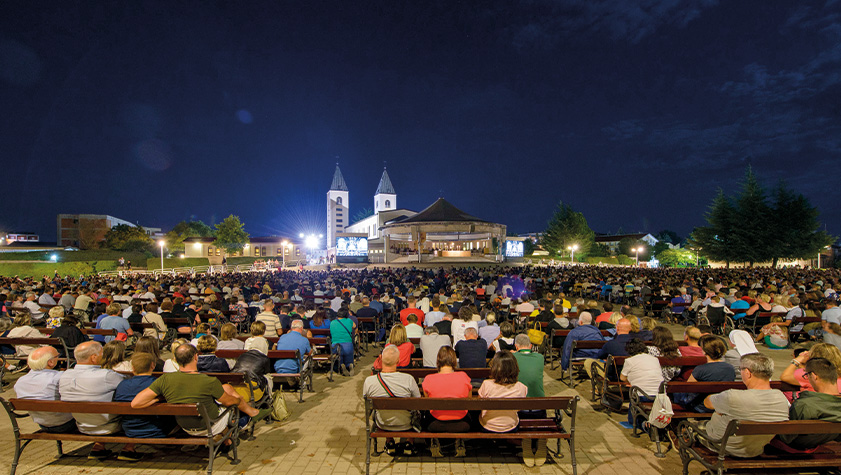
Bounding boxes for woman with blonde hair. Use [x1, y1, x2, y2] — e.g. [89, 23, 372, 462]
[373, 323, 415, 370]
[7, 313, 45, 356]
[162, 338, 189, 372]
[782, 343, 841, 397]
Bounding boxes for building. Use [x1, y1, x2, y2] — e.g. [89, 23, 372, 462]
[328, 167, 508, 263]
[594, 233, 659, 254]
[56, 214, 161, 248]
[183, 236, 302, 265]
[4, 232, 39, 243]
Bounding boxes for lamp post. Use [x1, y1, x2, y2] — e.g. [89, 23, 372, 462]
[567, 244, 578, 264]
[818, 246, 830, 268]
[158, 240, 165, 270]
[632, 246, 645, 266]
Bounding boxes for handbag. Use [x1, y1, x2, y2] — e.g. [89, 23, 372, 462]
[647, 385, 674, 429]
[527, 321, 546, 346]
[271, 390, 290, 422]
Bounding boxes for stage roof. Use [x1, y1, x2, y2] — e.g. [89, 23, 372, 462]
[392, 198, 490, 224]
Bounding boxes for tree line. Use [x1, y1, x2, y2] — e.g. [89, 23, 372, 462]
[102, 215, 250, 256]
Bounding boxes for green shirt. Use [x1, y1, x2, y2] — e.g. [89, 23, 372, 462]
[513, 349, 545, 397]
[330, 318, 354, 344]
[147, 372, 225, 430]
[780, 391, 841, 450]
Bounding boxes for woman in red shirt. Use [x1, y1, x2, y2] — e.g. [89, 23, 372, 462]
[422, 346, 472, 457]
[373, 324, 415, 370]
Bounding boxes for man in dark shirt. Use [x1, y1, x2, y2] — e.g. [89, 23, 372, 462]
[535, 299, 555, 323]
[454, 327, 488, 368]
[778, 358, 841, 451]
[584, 318, 631, 379]
[434, 313, 453, 336]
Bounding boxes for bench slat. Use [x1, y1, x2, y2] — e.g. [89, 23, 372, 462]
[370, 396, 574, 411]
[10, 399, 201, 416]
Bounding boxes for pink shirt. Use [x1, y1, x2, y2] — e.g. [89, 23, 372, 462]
[478, 380, 528, 432]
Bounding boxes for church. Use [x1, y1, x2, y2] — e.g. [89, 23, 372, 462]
[326, 165, 511, 263]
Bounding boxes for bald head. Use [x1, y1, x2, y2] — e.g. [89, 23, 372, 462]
[28, 345, 59, 371]
[74, 341, 103, 365]
[616, 318, 632, 335]
[381, 345, 400, 370]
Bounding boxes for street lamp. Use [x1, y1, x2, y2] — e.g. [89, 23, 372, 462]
[281, 240, 290, 268]
[158, 240, 165, 270]
[632, 246, 644, 266]
[819, 245, 831, 268]
[567, 244, 578, 263]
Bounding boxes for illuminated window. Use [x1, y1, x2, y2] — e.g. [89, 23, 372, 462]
[208, 246, 213, 257]
[296, 249, 300, 256]
[216, 247, 221, 256]
[285, 247, 290, 255]
[254, 247, 260, 257]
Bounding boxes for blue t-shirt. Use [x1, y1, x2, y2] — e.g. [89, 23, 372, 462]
[730, 300, 750, 320]
[274, 332, 311, 373]
[95, 315, 131, 343]
[113, 375, 176, 438]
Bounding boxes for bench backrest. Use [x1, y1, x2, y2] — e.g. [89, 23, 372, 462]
[395, 368, 491, 382]
[41, 328, 115, 337]
[215, 349, 300, 361]
[663, 380, 800, 393]
[609, 355, 707, 368]
[0, 337, 64, 346]
[235, 335, 280, 345]
[368, 396, 576, 412]
[731, 419, 841, 436]
[7, 398, 201, 416]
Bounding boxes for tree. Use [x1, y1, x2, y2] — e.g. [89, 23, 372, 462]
[690, 189, 740, 267]
[652, 241, 671, 258]
[657, 248, 695, 267]
[618, 237, 648, 261]
[769, 181, 834, 267]
[213, 215, 249, 256]
[523, 239, 535, 256]
[588, 243, 612, 257]
[77, 218, 105, 250]
[656, 230, 681, 245]
[542, 202, 595, 257]
[166, 220, 215, 252]
[732, 167, 773, 266]
[352, 207, 374, 223]
[104, 224, 154, 252]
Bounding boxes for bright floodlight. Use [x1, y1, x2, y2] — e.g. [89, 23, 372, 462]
[50, 254, 57, 262]
[305, 235, 319, 249]
[299, 233, 305, 238]
[158, 240, 165, 247]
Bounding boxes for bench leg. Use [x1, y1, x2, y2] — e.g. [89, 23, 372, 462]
[56, 440, 63, 456]
[650, 427, 666, 458]
[365, 436, 372, 475]
[299, 380, 304, 403]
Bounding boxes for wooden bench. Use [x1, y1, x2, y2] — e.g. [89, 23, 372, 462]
[592, 355, 708, 411]
[629, 380, 799, 457]
[364, 396, 579, 475]
[677, 418, 841, 475]
[215, 349, 313, 402]
[308, 337, 339, 381]
[41, 327, 116, 339]
[0, 337, 72, 374]
[742, 311, 788, 335]
[0, 397, 240, 475]
[789, 315, 820, 342]
[560, 340, 607, 388]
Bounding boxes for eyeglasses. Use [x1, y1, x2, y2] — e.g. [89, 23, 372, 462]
[804, 371, 815, 379]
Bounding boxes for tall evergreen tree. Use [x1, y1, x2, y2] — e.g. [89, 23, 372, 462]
[542, 202, 595, 257]
[689, 189, 738, 267]
[770, 181, 834, 267]
[733, 167, 772, 266]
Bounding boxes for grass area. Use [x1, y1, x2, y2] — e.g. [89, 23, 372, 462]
[0, 260, 119, 277]
[146, 257, 209, 269]
[0, 250, 150, 263]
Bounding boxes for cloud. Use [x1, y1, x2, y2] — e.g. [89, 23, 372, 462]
[506, 0, 719, 48]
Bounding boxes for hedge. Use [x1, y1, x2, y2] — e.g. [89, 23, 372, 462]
[0, 260, 119, 278]
[0, 250, 150, 263]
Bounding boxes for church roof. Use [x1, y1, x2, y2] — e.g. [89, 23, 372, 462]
[375, 168, 395, 195]
[394, 198, 489, 224]
[330, 165, 348, 191]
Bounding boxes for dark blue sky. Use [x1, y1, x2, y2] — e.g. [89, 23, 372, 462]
[1, 1, 839, 242]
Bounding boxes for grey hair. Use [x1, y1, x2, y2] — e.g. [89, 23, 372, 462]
[464, 327, 478, 337]
[514, 333, 531, 348]
[381, 344, 400, 366]
[74, 342, 103, 364]
[27, 347, 58, 371]
[291, 319, 304, 329]
[740, 353, 773, 380]
[423, 325, 439, 335]
[579, 312, 593, 325]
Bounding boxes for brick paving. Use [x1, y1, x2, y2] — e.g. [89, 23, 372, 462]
[0, 323, 808, 475]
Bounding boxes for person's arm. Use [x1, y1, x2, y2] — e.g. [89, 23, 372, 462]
[217, 390, 242, 407]
[781, 352, 809, 386]
[131, 387, 160, 408]
[620, 373, 628, 382]
[703, 395, 715, 410]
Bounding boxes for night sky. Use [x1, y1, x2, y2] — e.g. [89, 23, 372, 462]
[2, 1, 840, 242]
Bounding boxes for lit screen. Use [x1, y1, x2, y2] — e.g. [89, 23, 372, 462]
[505, 240, 524, 257]
[336, 236, 368, 257]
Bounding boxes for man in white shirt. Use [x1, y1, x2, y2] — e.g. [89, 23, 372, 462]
[23, 292, 45, 321]
[515, 298, 535, 315]
[823, 300, 841, 326]
[141, 286, 157, 303]
[14, 346, 76, 433]
[424, 298, 447, 328]
[38, 289, 57, 306]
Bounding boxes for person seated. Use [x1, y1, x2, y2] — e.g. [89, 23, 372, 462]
[112, 353, 177, 461]
[678, 326, 705, 357]
[405, 314, 423, 339]
[59, 341, 130, 459]
[133, 335, 166, 371]
[774, 357, 841, 453]
[163, 338, 189, 372]
[14, 346, 76, 433]
[699, 353, 790, 457]
[160, 299, 192, 335]
[755, 315, 788, 349]
[217, 323, 245, 350]
[454, 327, 488, 369]
[422, 346, 472, 457]
[94, 303, 133, 343]
[274, 319, 311, 373]
[674, 335, 736, 412]
[545, 305, 571, 349]
[420, 325, 451, 368]
[478, 351, 535, 465]
[781, 343, 841, 398]
[190, 323, 218, 346]
[621, 338, 664, 429]
[583, 318, 632, 380]
[196, 335, 229, 372]
[823, 322, 841, 351]
[374, 324, 415, 370]
[478, 313, 500, 347]
[362, 345, 421, 456]
[255, 300, 282, 337]
[101, 340, 133, 372]
[494, 321, 516, 352]
[647, 326, 682, 381]
[244, 321, 270, 355]
[7, 313, 46, 357]
[560, 312, 604, 371]
[131, 343, 271, 443]
[725, 330, 759, 381]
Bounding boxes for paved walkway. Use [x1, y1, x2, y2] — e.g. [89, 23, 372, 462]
[0, 323, 805, 475]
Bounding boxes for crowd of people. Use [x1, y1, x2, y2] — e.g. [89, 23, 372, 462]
[2, 263, 841, 465]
